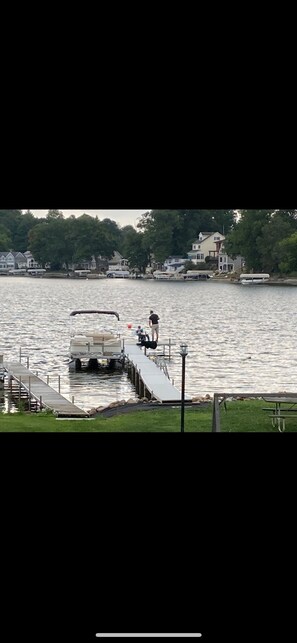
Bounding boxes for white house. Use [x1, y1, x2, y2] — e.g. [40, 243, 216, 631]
[24, 251, 40, 269]
[108, 251, 129, 272]
[217, 249, 234, 272]
[0, 251, 27, 271]
[187, 232, 225, 264]
[163, 256, 187, 272]
[0, 251, 41, 272]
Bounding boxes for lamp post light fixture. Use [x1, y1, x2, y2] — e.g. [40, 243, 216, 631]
[180, 343, 188, 432]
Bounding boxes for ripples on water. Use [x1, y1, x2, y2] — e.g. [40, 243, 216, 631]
[1, 276, 297, 412]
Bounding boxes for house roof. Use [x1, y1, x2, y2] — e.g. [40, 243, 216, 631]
[0, 251, 26, 258]
[165, 256, 186, 261]
[193, 232, 225, 244]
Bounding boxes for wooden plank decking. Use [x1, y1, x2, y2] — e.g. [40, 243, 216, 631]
[3, 361, 88, 417]
[124, 340, 191, 403]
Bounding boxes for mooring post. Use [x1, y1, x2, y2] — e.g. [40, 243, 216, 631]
[58, 375, 61, 393]
[169, 338, 171, 360]
[139, 369, 143, 398]
[72, 396, 74, 405]
[19, 377, 22, 404]
[47, 375, 49, 385]
[212, 394, 221, 432]
[27, 356, 29, 369]
[19, 347, 22, 363]
[40, 395, 42, 411]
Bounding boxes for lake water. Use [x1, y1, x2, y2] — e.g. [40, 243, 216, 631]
[1, 276, 297, 412]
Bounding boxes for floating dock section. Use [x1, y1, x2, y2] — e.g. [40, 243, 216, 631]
[124, 340, 190, 403]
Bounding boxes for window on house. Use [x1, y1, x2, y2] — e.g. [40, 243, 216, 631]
[219, 257, 223, 262]
[214, 236, 221, 240]
[197, 254, 204, 260]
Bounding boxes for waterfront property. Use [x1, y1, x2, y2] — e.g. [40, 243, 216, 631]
[187, 231, 225, 265]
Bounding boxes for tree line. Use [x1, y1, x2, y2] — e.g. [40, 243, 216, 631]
[1, 209, 297, 274]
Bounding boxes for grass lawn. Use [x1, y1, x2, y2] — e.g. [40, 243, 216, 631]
[1, 400, 297, 431]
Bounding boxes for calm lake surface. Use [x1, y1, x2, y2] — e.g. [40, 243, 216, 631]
[1, 276, 297, 412]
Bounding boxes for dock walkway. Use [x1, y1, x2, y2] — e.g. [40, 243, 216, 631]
[3, 361, 88, 417]
[124, 341, 190, 403]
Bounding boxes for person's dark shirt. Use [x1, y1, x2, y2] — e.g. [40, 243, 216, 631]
[149, 313, 159, 325]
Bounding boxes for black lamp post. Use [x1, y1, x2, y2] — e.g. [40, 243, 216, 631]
[180, 343, 188, 432]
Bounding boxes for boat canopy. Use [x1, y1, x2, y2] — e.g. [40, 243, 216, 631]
[240, 273, 270, 280]
[70, 310, 120, 320]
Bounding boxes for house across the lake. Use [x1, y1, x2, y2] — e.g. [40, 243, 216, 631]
[0, 250, 41, 274]
[163, 256, 187, 273]
[187, 232, 242, 273]
[187, 232, 225, 265]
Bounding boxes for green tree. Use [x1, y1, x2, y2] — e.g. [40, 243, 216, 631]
[68, 215, 97, 265]
[224, 210, 273, 271]
[0, 210, 23, 247]
[256, 211, 297, 273]
[47, 210, 64, 220]
[121, 227, 150, 273]
[14, 211, 38, 252]
[278, 232, 297, 273]
[137, 210, 181, 262]
[28, 217, 73, 269]
[0, 223, 12, 251]
[28, 222, 49, 266]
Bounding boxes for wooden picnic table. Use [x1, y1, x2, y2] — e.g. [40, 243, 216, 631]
[262, 396, 297, 432]
[212, 392, 297, 432]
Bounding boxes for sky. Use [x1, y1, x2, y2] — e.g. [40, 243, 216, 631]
[26, 210, 149, 229]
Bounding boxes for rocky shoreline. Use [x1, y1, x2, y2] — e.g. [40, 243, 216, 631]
[88, 394, 212, 418]
[87, 392, 286, 418]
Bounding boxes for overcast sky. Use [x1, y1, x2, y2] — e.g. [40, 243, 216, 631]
[26, 210, 149, 228]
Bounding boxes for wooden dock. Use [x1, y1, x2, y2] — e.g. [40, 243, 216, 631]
[124, 340, 191, 403]
[3, 361, 88, 417]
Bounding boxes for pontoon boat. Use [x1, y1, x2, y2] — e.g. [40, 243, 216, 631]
[69, 310, 123, 371]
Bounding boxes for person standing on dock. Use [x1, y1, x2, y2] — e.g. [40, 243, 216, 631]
[149, 310, 159, 342]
